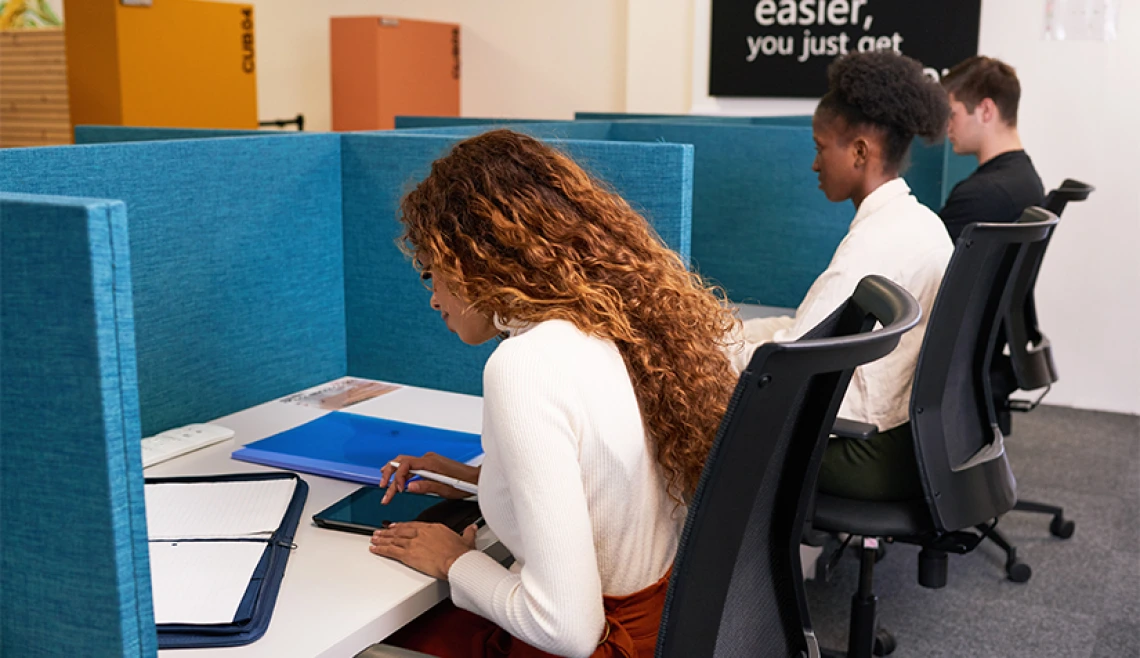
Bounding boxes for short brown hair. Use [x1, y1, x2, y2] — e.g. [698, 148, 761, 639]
[941, 56, 1022, 127]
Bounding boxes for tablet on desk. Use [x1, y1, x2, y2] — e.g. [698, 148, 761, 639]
[313, 486, 482, 536]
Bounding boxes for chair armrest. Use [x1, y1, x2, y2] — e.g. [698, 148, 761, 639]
[832, 418, 879, 440]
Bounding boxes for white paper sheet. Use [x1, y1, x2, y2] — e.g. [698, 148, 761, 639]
[149, 541, 267, 624]
[145, 479, 296, 540]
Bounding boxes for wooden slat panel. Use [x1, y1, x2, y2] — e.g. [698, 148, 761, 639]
[0, 118, 70, 129]
[2, 60, 67, 70]
[1, 73, 68, 82]
[0, 94, 68, 106]
[0, 30, 65, 43]
[1, 122, 69, 130]
[0, 48, 67, 58]
[2, 98, 69, 110]
[0, 131, 71, 140]
[2, 105, 69, 115]
[0, 139, 72, 149]
[2, 107, 69, 120]
[0, 81, 68, 90]
[0, 133, 71, 142]
[0, 28, 70, 148]
[0, 132, 71, 142]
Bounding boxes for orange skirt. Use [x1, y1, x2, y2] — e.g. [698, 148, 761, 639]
[386, 569, 671, 658]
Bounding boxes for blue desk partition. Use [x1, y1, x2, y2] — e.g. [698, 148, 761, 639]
[1, 194, 156, 656]
[0, 136, 348, 436]
[574, 111, 813, 127]
[340, 132, 694, 396]
[0, 130, 696, 656]
[394, 120, 616, 141]
[605, 122, 847, 306]
[74, 125, 274, 145]
[397, 119, 974, 307]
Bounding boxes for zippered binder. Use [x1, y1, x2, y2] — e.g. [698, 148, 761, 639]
[144, 472, 308, 649]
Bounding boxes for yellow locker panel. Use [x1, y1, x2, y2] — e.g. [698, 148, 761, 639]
[64, 0, 257, 130]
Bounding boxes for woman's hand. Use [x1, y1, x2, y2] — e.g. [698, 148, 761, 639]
[379, 452, 480, 504]
[369, 522, 478, 580]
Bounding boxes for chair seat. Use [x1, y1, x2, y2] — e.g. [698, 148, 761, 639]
[812, 493, 933, 537]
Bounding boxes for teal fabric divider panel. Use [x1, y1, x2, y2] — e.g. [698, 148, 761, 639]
[574, 111, 813, 127]
[394, 116, 549, 129]
[341, 133, 693, 396]
[0, 136, 347, 436]
[74, 125, 273, 145]
[393, 121, 616, 141]
[1, 193, 156, 657]
[608, 122, 847, 307]
[575, 111, 754, 124]
[941, 148, 978, 206]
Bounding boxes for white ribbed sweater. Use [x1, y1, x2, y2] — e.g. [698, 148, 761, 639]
[447, 320, 682, 658]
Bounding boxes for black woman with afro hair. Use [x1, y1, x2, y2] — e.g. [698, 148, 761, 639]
[728, 51, 954, 501]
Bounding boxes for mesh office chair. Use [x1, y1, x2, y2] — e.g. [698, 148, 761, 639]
[656, 275, 919, 658]
[813, 209, 1061, 658]
[358, 276, 922, 658]
[984, 179, 1095, 581]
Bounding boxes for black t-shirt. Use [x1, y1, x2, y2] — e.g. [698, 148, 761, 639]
[939, 150, 1045, 241]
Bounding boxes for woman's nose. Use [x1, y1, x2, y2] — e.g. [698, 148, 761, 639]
[430, 293, 441, 310]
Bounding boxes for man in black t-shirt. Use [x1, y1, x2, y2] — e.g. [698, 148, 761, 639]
[939, 56, 1045, 241]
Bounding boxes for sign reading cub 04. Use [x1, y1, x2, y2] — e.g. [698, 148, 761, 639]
[709, 0, 981, 97]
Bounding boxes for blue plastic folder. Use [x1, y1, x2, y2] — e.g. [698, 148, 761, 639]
[231, 412, 483, 485]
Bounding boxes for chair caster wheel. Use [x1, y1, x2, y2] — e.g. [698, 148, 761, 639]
[1006, 560, 1032, 583]
[873, 629, 896, 656]
[1050, 515, 1075, 539]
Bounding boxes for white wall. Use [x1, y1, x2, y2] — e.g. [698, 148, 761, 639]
[255, 0, 626, 131]
[641, 0, 1139, 415]
[625, 0, 694, 113]
[47, 0, 627, 130]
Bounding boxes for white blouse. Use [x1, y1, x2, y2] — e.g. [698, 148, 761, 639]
[728, 178, 953, 431]
[447, 319, 683, 658]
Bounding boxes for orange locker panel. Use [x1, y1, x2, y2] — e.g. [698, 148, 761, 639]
[331, 16, 460, 131]
[63, 0, 257, 130]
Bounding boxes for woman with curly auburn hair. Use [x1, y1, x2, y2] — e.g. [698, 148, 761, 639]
[363, 129, 737, 658]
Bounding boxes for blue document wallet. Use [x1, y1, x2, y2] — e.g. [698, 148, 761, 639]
[147, 472, 308, 649]
[230, 412, 484, 485]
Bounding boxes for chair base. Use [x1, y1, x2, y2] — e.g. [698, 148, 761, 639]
[980, 499, 1075, 581]
[818, 537, 897, 658]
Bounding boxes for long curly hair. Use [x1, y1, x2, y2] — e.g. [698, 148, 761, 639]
[399, 129, 737, 500]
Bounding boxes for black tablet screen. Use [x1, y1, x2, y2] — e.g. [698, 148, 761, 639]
[313, 486, 481, 535]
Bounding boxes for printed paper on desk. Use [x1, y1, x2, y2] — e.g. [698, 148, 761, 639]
[279, 378, 400, 410]
[145, 479, 297, 540]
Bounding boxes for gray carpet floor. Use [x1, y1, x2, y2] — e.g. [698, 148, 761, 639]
[804, 404, 1140, 658]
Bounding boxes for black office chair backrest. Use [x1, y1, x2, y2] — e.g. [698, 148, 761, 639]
[1004, 179, 1095, 390]
[656, 276, 921, 658]
[911, 209, 1059, 532]
[1043, 178, 1094, 216]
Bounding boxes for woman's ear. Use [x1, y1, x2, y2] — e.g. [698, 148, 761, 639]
[852, 137, 869, 169]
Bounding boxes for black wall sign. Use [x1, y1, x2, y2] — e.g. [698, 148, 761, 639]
[709, 0, 981, 97]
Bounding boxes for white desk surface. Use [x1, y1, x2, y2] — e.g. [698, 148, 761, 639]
[149, 378, 489, 658]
